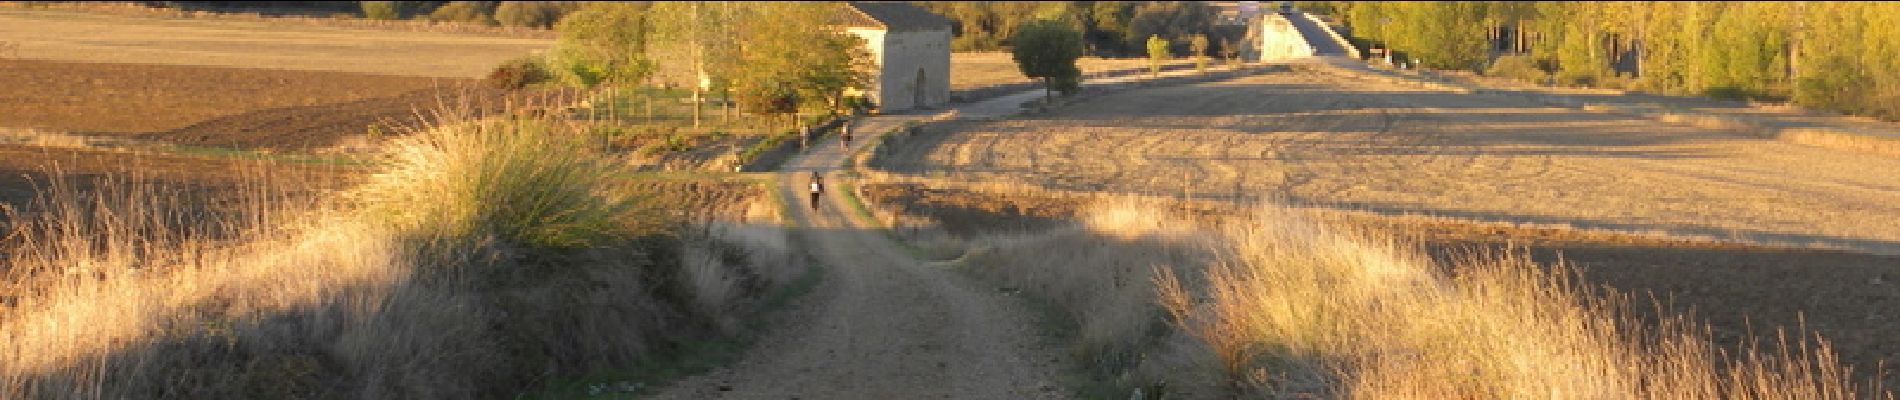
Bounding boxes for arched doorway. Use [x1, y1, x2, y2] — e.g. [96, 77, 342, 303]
[913, 68, 927, 110]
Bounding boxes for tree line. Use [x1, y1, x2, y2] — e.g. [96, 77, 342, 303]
[492, 2, 867, 126]
[914, 1, 1238, 58]
[1325, 1, 1900, 121]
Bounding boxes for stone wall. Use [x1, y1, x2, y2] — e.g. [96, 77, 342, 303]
[849, 27, 952, 112]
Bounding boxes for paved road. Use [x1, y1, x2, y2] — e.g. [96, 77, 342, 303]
[1283, 12, 1348, 56]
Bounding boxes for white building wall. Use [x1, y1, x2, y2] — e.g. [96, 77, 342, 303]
[848, 27, 951, 112]
[1257, 14, 1315, 61]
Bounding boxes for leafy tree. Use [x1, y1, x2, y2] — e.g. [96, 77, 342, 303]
[1011, 19, 1085, 100]
[729, 2, 871, 124]
[1330, 0, 1900, 120]
[1146, 34, 1169, 77]
[547, 2, 652, 87]
[648, 1, 740, 126]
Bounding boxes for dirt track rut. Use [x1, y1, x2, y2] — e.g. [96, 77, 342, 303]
[646, 117, 1069, 399]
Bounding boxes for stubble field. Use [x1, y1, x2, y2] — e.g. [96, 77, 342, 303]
[867, 66, 1900, 388]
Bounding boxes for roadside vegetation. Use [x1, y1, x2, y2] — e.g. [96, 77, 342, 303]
[962, 198, 1884, 399]
[0, 109, 798, 398]
[1329, 1, 1900, 121]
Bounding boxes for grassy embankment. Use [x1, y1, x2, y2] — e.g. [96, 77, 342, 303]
[0, 111, 799, 398]
[962, 198, 1883, 399]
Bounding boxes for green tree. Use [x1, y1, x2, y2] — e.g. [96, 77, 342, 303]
[649, 1, 742, 126]
[1011, 19, 1085, 100]
[729, 2, 871, 124]
[548, 2, 652, 87]
[1146, 34, 1170, 77]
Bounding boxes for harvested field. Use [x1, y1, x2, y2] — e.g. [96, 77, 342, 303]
[0, 144, 361, 209]
[0, 59, 582, 151]
[619, 177, 767, 221]
[0, 58, 459, 134]
[875, 67, 1900, 256]
[855, 182, 1900, 389]
[0, 9, 550, 78]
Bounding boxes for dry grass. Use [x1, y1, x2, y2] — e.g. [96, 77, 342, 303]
[0, 108, 792, 397]
[0, 9, 549, 78]
[968, 198, 1886, 399]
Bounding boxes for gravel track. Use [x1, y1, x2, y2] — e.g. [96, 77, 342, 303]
[646, 117, 1069, 399]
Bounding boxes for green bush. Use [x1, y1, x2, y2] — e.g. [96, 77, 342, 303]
[1051, 65, 1082, 95]
[360, 1, 401, 20]
[495, 1, 559, 28]
[1484, 55, 1549, 84]
[429, 1, 498, 25]
[486, 56, 551, 90]
[357, 118, 654, 251]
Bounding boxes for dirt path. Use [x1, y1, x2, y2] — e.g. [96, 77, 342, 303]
[646, 117, 1069, 398]
[647, 64, 1290, 399]
[875, 65, 1900, 256]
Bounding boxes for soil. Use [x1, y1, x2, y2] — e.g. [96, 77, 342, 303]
[648, 115, 1070, 399]
[855, 182, 1900, 390]
[0, 144, 362, 212]
[0, 59, 585, 151]
[0, 59, 461, 135]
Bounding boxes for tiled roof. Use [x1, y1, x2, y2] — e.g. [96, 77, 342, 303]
[841, 2, 951, 32]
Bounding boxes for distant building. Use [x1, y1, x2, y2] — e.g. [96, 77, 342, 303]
[1208, 1, 1261, 26]
[836, 2, 952, 113]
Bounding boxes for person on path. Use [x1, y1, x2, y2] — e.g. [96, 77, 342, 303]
[800, 124, 812, 149]
[840, 120, 853, 150]
[808, 172, 824, 211]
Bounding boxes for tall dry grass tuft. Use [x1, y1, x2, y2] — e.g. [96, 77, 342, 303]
[973, 198, 1884, 399]
[0, 108, 788, 398]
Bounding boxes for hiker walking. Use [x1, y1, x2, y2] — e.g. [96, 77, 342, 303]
[839, 120, 853, 150]
[808, 172, 824, 211]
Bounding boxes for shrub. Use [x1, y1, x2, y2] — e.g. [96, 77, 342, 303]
[1050, 66, 1082, 96]
[963, 198, 1881, 398]
[429, 1, 497, 25]
[486, 56, 551, 90]
[1484, 54, 1548, 83]
[357, 118, 655, 251]
[494, 1, 559, 28]
[360, 1, 400, 20]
